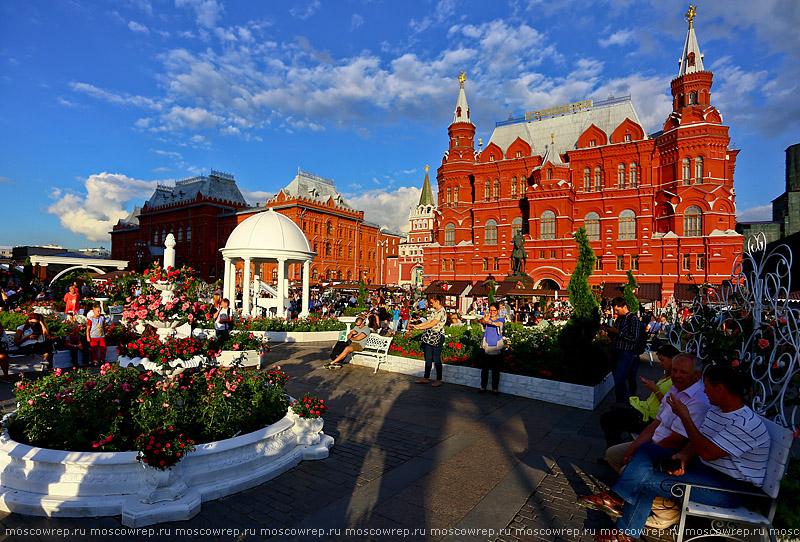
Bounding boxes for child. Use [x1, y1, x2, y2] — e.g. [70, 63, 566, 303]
[86, 303, 107, 366]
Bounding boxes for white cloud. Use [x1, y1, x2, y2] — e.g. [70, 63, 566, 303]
[71, 82, 160, 110]
[128, 21, 149, 35]
[409, 0, 456, 34]
[290, 0, 321, 20]
[175, 0, 224, 28]
[736, 204, 772, 222]
[46, 172, 159, 241]
[240, 188, 274, 206]
[351, 14, 364, 30]
[599, 29, 634, 48]
[58, 97, 79, 108]
[345, 186, 426, 233]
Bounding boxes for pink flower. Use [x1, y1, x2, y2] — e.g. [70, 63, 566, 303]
[27, 399, 34, 405]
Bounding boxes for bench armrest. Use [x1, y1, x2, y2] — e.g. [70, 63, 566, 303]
[670, 481, 767, 500]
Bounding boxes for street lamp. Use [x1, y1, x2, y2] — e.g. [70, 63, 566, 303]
[134, 241, 146, 270]
[378, 239, 389, 286]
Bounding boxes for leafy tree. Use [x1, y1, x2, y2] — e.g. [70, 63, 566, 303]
[487, 280, 496, 304]
[623, 270, 640, 314]
[356, 279, 367, 308]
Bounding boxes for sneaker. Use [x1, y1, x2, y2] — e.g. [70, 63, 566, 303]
[328, 363, 342, 370]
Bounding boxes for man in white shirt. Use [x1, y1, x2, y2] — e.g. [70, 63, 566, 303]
[605, 354, 710, 473]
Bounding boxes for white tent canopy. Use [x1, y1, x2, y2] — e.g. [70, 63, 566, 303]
[220, 209, 315, 318]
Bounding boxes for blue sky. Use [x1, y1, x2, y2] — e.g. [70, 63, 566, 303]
[1, 0, 798, 249]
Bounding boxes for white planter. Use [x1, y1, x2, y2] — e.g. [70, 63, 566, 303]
[350, 353, 614, 410]
[117, 355, 206, 377]
[0, 408, 334, 527]
[215, 350, 265, 369]
[197, 329, 343, 343]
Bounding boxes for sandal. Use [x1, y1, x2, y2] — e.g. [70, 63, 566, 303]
[594, 528, 638, 542]
[579, 491, 624, 518]
[415, 378, 430, 384]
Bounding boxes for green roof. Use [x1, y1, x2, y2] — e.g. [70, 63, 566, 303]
[418, 170, 434, 206]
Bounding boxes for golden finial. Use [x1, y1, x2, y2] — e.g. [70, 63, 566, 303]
[550, 133, 555, 144]
[478, 137, 483, 149]
[685, 5, 697, 28]
[458, 71, 467, 88]
[425, 165, 430, 173]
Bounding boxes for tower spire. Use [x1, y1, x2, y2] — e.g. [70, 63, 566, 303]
[452, 71, 473, 125]
[678, 5, 704, 76]
[418, 165, 435, 206]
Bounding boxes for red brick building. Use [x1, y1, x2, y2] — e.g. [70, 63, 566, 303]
[112, 169, 399, 286]
[426, 15, 742, 305]
[397, 166, 436, 288]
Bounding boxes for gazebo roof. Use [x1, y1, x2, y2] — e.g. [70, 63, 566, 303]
[222, 209, 314, 261]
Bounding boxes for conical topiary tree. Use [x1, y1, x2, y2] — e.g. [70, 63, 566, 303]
[567, 227, 599, 319]
[487, 279, 496, 304]
[557, 227, 604, 383]
[623, 270, 640, 314]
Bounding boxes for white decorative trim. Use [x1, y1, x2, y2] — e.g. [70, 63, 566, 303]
[0, 409, 333, 527]
[350, 353, 613, 410]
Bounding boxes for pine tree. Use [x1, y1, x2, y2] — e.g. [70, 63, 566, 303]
[567, 227, 598, 318]
[356, 279, 367, 308]
[487, 280, 496, 304]
[624, 270, 640, 314]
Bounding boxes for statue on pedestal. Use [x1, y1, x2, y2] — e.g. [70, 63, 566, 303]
[511, 232, 527, 276]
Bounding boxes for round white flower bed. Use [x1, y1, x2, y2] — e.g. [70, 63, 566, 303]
[0, 409, 333, 527]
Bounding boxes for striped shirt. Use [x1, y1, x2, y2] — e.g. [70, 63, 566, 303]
[700, 406, 770, 487]
[611, 312, 641, 352]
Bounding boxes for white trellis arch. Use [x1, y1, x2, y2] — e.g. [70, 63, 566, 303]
[50, 265, 106, 283]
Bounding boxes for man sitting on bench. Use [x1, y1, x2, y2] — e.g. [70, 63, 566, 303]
[325, 316, 370, 370]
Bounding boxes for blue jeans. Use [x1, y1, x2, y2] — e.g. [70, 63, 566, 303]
[612, 443, 751, 538]
[424, 341, 443, 380]
[611, 350, 638, 402]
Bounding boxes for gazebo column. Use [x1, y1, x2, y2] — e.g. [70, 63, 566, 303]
[277, 258, 286, 319]
[242, 257, 252, 316]
[222, 257, 232, 303]
[226, 259, 237, 303]
[300, 260, 310, 318]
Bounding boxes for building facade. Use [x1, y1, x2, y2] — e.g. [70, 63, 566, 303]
[425, 14, 742, 305]
[112, 169, 398, 286]
[397, 166, 436, 288]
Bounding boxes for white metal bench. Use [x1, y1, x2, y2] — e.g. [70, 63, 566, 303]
[352, 334, 393, 373]
[671, 416, 793, 542]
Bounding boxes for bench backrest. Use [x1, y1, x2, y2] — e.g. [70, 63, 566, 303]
[761, 416, 793, 499]
[362, 334, 392, 352]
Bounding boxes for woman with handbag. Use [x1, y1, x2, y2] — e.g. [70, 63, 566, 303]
[479, 302, 505, 394]
[408, 294, 446, 387]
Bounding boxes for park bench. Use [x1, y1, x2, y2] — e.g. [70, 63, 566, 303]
[351, 334, 393, 373]
[4, 332, 49, 372]
[671, 416, 793, 542]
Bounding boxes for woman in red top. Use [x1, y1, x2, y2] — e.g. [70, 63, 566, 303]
[63, 284, 80, 315]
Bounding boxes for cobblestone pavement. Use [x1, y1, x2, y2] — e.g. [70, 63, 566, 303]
[0, 346, 725, 542]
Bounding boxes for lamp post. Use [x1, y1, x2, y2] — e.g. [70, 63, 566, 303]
[134, 241, 146, 270]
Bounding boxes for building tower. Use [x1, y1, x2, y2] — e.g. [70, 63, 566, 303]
[398, 166, 437, 288]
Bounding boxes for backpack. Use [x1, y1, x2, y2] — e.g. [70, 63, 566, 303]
[634, 316, 648, 355]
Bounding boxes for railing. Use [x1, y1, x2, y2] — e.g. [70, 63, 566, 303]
[494, 95, 632, 127]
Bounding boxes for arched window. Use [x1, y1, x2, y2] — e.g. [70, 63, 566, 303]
[444, 223, 456, 246]
[541, 211, 556, 240]
[347, 270, 352, 281]
[630, 163, 638, 187]
[584, 168, 590, 192]
[312, 268, 318, 280]
[684, 205, 702, 237]
[682, 158, 691, 184]
[454, 186, 459, 204]
[546, 168, 552, 180]
[689, 91, 697, 105]
[186, 227, 191, 241]
[511, 177, 517, 198]
[326, 221, 333, 235]
[511, 217, 523, 237]
[153, 230, 159, 244]
[493, 179, 500, 201]
[484, 181, 490, 201]
[618, 164, 625, 189]
[585, 212, 600, 241]
[619, 210, 636, 240]
[695, 157, 703, 183]
[338, 246, 343, 257]
[485, 219, 498, 245]
[177, 227, 183, 242]
[446, 187, 451, 205]
[325, 243, 332, 257]
[594, 167, 602, 191]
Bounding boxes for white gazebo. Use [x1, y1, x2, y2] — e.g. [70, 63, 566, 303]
[220, 209, 315, 318]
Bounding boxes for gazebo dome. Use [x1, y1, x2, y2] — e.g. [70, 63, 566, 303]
[225, 209, 311, 252]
